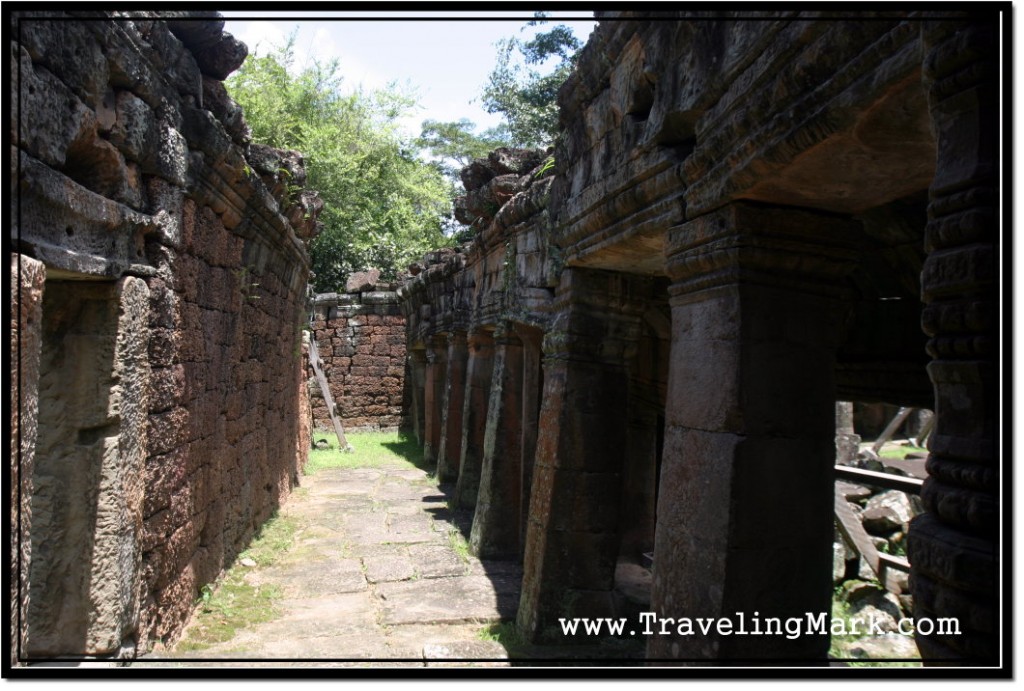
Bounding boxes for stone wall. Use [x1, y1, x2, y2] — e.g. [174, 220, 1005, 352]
[10, 11, 320, 659]
[399, 12, 1001, 665]
[309, 278, 406, 434]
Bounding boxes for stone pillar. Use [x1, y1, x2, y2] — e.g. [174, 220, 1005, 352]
[835, 401, 860, 465]
[470, 324, 524, 559]
[518, 327, 544, 557]
[437, 331, 468, 483]
[517, 268, 649, 642]
[423, 335, 448, 466]
[408, 349, 427, 446]
[454, 330, 494, 509]
[907, 19, 998, 664]
[11, 255, 46, 667]
[649, 202, 859, 661]
[620, 327, 665, 561]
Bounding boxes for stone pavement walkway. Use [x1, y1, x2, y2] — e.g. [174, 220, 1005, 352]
[150, 461, 521, 667]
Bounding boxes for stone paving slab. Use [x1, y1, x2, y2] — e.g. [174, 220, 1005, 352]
[386, 513, 439, 542]
[363, 554, 416, 583]
[408, 543, 469, 578]
[260, 559, 367, 596]
[376, 575, 520, 626]
[424, 641, 510, 667]
[339, 520, 394, 547]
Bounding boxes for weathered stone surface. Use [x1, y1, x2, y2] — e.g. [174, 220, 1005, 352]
[861, 490, 915, 535]
[13, 10, 316, 659]
[11, 255, 46, 667]
[487, 147, 547, 176]
[309, 290, 406, 433]
[362, 555, 416, 584]
[839, 634, 920, 661]
[27, 278, 150, 657]
[345, 269, 382, 294]
[264, 560, 367, 597]
[460, 159, 495, 192]
[837, 481, 873, 503]
[399, 13, 997, 667]
[423, 640, 509, 666]
[190, 31, 248, 80]
[377, 575, 520, 626]
[833, 542, 848, 584]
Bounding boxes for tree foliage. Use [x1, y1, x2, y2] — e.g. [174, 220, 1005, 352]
[226, 36, 453, 292]
[417, 118, 511, 183]
[480, 15, 584, 147]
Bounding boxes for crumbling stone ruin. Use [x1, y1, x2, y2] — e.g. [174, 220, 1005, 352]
[309, 272, 407, 433]
[10, 12, 319, 661]
[398, 11, 1000, 663]
[9, 8, 1001, 669]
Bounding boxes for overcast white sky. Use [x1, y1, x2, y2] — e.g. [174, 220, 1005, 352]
[221, 11, 597, 140]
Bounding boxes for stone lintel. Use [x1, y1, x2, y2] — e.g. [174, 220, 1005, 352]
[541, 268, 653, 365]
[666, 202, 861, 301]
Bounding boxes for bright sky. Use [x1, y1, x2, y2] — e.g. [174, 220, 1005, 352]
[221, 11, 597, 140]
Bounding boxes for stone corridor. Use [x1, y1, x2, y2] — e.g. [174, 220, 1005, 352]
[10, 10, 1003, 669]
[141, 453, 645, 667]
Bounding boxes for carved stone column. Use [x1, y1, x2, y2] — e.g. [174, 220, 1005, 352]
[437, 330, 468, 483]
[470, 324, 524, 559]
[517, 268, 650, 642]
[423, 334, 448, 466]
[907, 18, 999, 664]
[454, 330, 494, 509]
[650, 202, 859, 661]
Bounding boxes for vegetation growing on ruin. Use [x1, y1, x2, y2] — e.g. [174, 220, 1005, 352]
[227, 36, 453, 291]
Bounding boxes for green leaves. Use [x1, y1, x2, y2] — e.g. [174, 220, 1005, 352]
[226, 35, 454, 292]
[480, 20, 584, 147]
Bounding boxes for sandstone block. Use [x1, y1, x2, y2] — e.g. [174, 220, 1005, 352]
[346, 269, 381, 293]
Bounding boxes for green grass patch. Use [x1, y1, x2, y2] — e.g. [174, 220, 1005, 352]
[175, 577, 281, 653]
[478, 621, 527, 655]
[305, 430, 428, 474]
[238, 513, 298, 566]
[447, 526, 471, 563]
[174, 513, 295, 652]
[878, 444, 928, 460]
